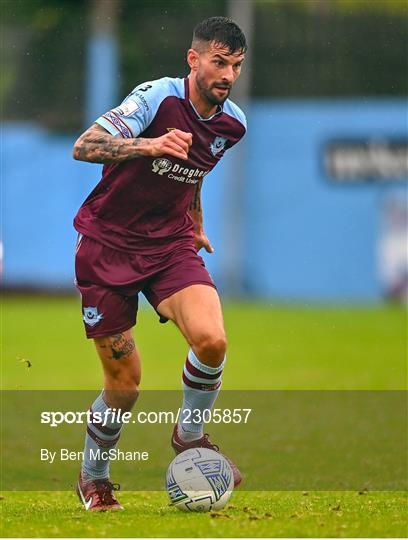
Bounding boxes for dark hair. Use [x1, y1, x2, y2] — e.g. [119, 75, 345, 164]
[192, 16, 247, 54]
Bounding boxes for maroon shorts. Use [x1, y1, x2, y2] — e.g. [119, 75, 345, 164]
[75, 235, 215, 338]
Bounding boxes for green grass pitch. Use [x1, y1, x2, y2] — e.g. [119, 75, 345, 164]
[1, 295, 407, 537]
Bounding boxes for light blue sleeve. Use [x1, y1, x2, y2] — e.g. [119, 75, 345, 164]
[95, 77, 184, 138]
[223, 99, 247, 131]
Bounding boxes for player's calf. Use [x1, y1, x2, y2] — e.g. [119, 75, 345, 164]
[76, 330, 141, 508]
[95, 330, 141, 411]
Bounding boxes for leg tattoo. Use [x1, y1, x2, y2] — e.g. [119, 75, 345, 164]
[110, 333, 135, 360]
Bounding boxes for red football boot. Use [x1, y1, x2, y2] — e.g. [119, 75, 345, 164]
[76, 472, 123, 511]
[171, 424, 242, 487]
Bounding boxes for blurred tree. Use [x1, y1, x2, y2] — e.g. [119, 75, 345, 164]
[1, 0, 406, 132]
[1, 0, 86, 131]
[306, 0, 408, 14]
[253, 0, 408, 97]
[118, 0, 225, 96]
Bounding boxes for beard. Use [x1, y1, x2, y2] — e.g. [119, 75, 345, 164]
[195, 73, 231, 106]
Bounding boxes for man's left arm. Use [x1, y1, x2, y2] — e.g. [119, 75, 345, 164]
[188, 181, 214, 254]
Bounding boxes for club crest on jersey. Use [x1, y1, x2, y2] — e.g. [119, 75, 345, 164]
[210, 136, 228, 156]
[83, 307, 103, 327]
[152, 158, 172, 175]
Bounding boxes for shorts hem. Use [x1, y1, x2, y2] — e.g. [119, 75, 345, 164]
[148, 280, 217, 311]
[84, 322, 136, 339]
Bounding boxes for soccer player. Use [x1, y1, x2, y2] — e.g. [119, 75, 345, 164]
[73, 16, 247, 510]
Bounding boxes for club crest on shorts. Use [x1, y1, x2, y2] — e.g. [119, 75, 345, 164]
[83, 307, 103, 327]
[210, 136, 228, 156]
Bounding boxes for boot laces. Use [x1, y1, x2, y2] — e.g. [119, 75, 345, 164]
[94, 480, 120, 505]
[202, 433, 220, 452]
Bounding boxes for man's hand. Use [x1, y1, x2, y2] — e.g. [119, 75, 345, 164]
[148, 129, 193, 161]
[193, 230, 214, 254]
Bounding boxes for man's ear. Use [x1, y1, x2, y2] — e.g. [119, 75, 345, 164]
[187, 48, 199, 71]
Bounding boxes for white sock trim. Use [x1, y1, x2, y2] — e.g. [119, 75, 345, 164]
[183, 366, 222, 385]
[188, 348, 226, 375]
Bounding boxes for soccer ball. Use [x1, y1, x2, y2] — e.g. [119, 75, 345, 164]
[166, 448, 234, 512]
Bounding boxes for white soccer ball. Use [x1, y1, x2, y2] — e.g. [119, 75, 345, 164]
[166, 448, 234, 512]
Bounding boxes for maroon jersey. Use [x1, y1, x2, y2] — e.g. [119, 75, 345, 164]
[74, 77, 247, 254]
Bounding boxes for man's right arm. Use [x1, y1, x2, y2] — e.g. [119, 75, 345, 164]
[73, 123, 192, 164]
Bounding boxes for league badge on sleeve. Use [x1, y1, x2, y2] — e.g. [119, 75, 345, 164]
[210, 136, 228, 156]
[114, 99, 140, 117]
[83, 307, 104, 327]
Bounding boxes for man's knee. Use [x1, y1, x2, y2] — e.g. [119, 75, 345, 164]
[104, 359, 141, 387]
[191, 331, 227, 366]
[102, 359, 141, 409]
[104, 373, 140, 411]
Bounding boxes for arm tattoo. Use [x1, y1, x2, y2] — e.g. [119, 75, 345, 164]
[73, 123, 149, 164]
[110, 333, 136, 360]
